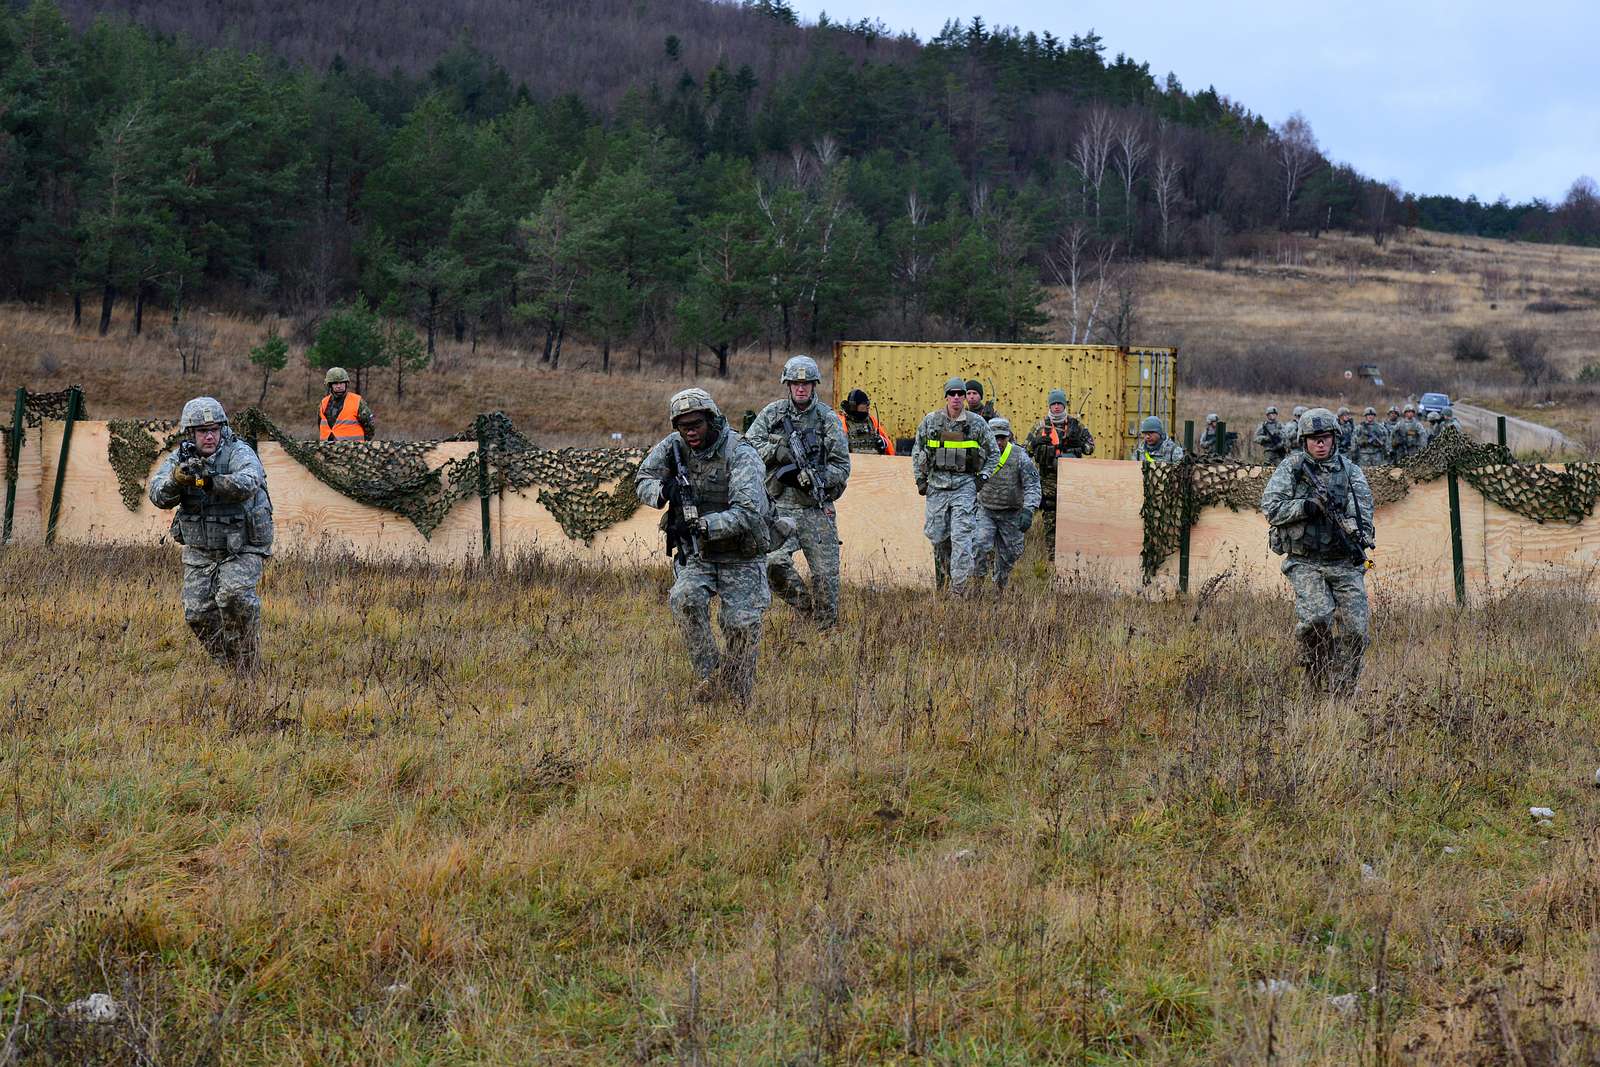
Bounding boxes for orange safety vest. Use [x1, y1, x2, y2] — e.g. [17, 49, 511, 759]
[319, 392, 365, 440]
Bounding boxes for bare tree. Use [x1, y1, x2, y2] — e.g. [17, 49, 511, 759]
[1070, 107, 1114, 219]
[1111, 115, 1149, 242]
[1094, 262, 1142, 346]
[1275, 111, 1319, 229]
[1364, 179, 1402, 246]
[896, 190, 931, 328]
[1047, 224, 1116, 343]
[172, 317, 213, 377]
[1151, 146, 1183, 256]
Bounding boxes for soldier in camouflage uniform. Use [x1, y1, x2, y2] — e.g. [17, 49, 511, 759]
[964, 380, 996, 422]
[1260, 407, 1376, 697]
[972, 417, 1042, 590]
[1254, 406, 1289, 464]
[1024, 388, 1094, 555]
[1352, 406, 1390, 468]
[1131, 416, 1185, 463]
[1441, 405, 1463, 434]
[1284, 405, 1308, 453]
[840, 388, 894, 455]
[1336, 406, 1356, 455]
[1198, 413, 1220, 456]
[1390, 404, 1426, 461]
[913, 377, 1001, 593]
[636, 388, 772, 704]
[148, 397, 274, 671]
[747, 356, 852, 629]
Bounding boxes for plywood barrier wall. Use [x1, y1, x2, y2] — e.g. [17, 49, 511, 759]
[9, 421, 1598, 598]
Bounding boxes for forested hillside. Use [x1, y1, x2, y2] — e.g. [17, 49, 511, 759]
[0, 0, 1497, 378]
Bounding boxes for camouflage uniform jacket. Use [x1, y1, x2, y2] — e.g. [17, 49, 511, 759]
[1337, 420, 1356, 455]
[149, 433, 274, 561]
[1352, 421, 1390, 464]
[1254, 419, 1289, 457]
[1260, 451, 1375, 560]
[1132, 435, 1185, 464]
[746, 398, 851, 509]
[912, 409, 1000, 493]
[635, 425, 771, 562]
[1391, 417, 1426, 459]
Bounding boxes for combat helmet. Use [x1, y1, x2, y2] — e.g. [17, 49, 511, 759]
[943, 376, 967, 396]
[179, 396, 228, 431]
[1363, 406, 1377, 416]
[1205, 412, 1219, 423]
[781, 355, 821, 384]
[1140, 415, 1165, 434]
[988, 416, 1013, 438]
[1298, 407, 1339, 438]
[1292, 405, 1307, 418]
[324, 366, 351, 386]
[1265, 405, 1278, 415]
[669, 388, 722, 423]
[1337, 405, 1350, 416]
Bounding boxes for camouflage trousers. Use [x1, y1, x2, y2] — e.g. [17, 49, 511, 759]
[182, 548, 266, 670]
[1281, 556, 1369, 697]
[924, 481, 980, 592]
[1355, 450, 1387, 469]
[972, 507, 1028, 589]
[766, 504, 841, 628]
[668, 555, 771, 704]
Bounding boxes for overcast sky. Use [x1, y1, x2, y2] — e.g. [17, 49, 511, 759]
[788, 0, 1597, 204]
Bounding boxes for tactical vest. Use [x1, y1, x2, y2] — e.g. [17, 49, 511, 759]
[1280, 455, 1357, 559]
[928, 424, 982, 473]
[1041, 419, 1087, 457]
[1355, 424, 1387, 458]
[678, 433, 767, 561]
[320, 392, 364, 440]
[1258, 422, 1286, 451]
[978, 443, 1025, 510]
[171, 440, 273, 554]
[844, 413, 883, 454]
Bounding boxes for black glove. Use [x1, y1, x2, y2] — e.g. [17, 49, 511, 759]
[658, 480, 679, 509]
[1020, 510, 1034, 532]
[915, 481, 928, 497]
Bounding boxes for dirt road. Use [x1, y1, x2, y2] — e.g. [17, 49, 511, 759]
[1453, 403, 1581, 455]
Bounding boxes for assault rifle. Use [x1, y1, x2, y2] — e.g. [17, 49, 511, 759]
[177, 441, 214, 490]
[779, 414, 828, 509]
[1296, 457, 1370, 568]
[662, 436, 702, 561]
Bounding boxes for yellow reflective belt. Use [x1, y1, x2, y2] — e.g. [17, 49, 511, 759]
[928, 439, 979, 448]
[994, 442, 1011, 469]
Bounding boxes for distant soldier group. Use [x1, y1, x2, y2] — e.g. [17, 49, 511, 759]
[1255, 400, 1461, 468]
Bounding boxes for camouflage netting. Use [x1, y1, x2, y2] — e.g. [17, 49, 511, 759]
[1141, 427, 1600, 581]
[101, 404, 647, 541]
[3, 387, 85, 484]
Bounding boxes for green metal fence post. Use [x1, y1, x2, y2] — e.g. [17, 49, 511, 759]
[44, 386, 82, 545]
[1179, 420, 1194, 594]
[1447, 468, 1466, 605]
[475, 415, 493, 561]
[3, 388, 24, 543]
[1497, 415, 1507, 450]
[1216, 420, 1227, 458]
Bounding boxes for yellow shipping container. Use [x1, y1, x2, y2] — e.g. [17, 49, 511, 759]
[831, 341, 1178, 457]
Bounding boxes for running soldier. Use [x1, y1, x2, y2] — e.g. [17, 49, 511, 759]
[635, 389, 772, 704]
[748, 356, 851, 630]
[148, 397, 274, 671]
[973, 417, 1041, 590]
[1260, 407, 1376, 697]
[913, 377, 1000, 593]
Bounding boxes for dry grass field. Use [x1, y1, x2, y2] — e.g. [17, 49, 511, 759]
[3, 228, 1596, 452]
[2, 544, 1599, 1064]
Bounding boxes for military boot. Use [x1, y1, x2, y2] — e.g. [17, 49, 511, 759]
[720, 627, 760, 707]
[1298, 622, 1335, 691]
